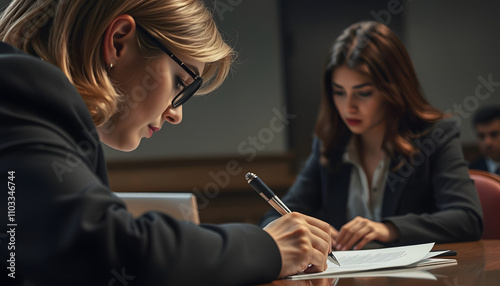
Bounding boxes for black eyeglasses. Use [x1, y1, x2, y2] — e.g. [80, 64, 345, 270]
[136, 25, 203, 108]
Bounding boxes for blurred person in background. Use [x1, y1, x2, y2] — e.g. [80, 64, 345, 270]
[469, 105, 500, 175]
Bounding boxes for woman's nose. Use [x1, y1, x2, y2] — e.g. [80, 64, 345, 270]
[346, 94, 357, 112]
[163, 105, 183, 124]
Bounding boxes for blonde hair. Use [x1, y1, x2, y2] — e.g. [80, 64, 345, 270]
[0, 0, 234, 126]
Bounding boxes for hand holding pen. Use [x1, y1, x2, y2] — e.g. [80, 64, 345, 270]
[246, 172, 340, 276]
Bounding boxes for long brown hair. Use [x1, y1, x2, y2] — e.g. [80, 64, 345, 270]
[0, 0, 234, 127]
[315, 21, 443, 168]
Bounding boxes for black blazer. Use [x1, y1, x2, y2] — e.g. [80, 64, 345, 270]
[0, 42, 280, 286]
[261, 121, 483, 245]
[469, 157, 489, 172]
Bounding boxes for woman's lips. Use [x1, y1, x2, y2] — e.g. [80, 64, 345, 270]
[148, 126, 160, 138]
[346, 119, 362, 126]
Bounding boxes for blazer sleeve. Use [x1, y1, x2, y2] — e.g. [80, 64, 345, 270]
[0, 50, 281, 286]
[383, 121, 484, 244]
[260, 138, 324, 227]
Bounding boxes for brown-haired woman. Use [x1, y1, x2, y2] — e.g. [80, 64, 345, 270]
[0, 1, 333, 285]
[261, 21, 483, 251]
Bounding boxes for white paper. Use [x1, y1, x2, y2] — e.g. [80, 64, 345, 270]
[288, 243, 457, 280]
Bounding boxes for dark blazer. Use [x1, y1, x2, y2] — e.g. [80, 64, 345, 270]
[261, 120, 483, 245]
[469, 157, 489, 172]
[0, 42, 280, 286]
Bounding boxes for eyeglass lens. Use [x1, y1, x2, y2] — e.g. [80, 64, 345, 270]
[172, 77, 203, 108]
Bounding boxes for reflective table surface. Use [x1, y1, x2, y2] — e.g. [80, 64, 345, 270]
[258, 240, 500, 286]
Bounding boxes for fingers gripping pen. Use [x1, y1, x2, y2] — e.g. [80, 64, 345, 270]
[246, 172, 340, 266]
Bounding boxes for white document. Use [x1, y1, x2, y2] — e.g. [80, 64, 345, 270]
[288, 243, 457, 280]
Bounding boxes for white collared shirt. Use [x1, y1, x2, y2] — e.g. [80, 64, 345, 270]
[485, 157, 500, 174]
[343, 138, 390, 222]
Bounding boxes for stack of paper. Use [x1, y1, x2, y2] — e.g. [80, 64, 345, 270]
[289, 242, 457, 280]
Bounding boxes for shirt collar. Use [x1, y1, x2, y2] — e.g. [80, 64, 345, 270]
[343, 136, 360, 165]
[485, 157, 500, 173]
[342, 136, 391, 169]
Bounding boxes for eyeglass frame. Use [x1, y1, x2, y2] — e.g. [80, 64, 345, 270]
[136, 24, 203, 108]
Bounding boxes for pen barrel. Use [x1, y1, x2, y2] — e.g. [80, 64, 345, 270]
[269, 197, 291, 215]
[248, 176, 276, 200]
[247, 172, 291, 216]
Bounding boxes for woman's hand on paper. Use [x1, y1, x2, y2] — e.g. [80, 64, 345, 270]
[334, 217, 399, 250]
[263, 212, 332, 278]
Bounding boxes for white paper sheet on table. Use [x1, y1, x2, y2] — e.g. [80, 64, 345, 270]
[288, 242, 457, 280]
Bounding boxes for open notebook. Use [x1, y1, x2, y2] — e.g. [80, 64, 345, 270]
[289, 242, 456, 280]
[114, 192, 200, 224]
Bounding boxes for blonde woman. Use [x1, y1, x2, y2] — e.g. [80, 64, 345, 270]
[0, 1, 332, 285]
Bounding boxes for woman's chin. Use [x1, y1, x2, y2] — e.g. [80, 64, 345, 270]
[101, 138, 140, 152]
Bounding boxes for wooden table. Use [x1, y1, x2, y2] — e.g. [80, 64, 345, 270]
[258, 240, 500, 286]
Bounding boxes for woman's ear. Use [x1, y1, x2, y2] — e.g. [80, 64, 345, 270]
[102, 14, 137, 68]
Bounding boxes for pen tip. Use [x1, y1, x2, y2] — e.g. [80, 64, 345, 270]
[328, 253, 341, 266]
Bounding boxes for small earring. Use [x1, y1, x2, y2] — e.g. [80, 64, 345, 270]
[109, 63, 114, 69]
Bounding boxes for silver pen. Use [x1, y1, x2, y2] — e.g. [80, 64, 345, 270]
[246, 172, 340, 266]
